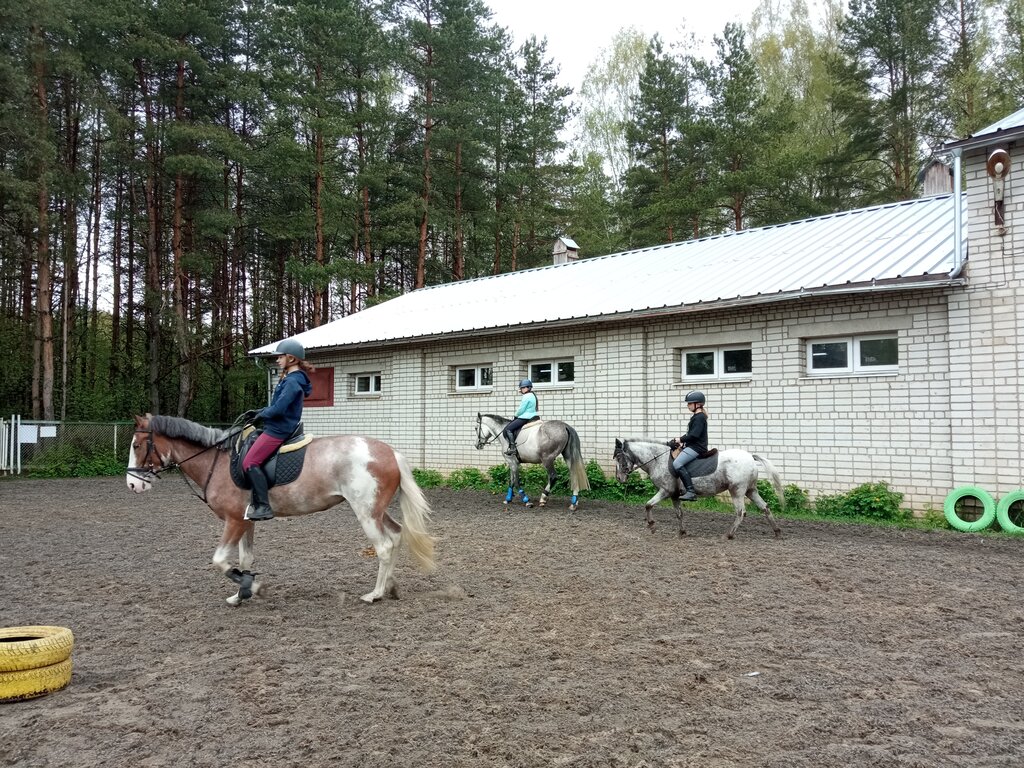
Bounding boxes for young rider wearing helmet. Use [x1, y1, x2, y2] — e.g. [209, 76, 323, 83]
[671, 390, 708, 501]
[503, 379, 539, 457]
[240, 338, 313, 521]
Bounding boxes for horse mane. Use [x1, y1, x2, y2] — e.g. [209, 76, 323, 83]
[149, 415, 232, 450]
[481, 413, 509, 424]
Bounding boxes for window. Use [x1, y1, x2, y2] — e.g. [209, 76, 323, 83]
[455, 365, 492, 392]
[683, 346, 752, 380]
[353, 372, 382, 395]
[807, 335, 898, 375]
[529, 359, 575, 387]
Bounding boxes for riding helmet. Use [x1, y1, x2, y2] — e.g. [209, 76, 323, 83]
[685, 390, 705, 405]
[276, 338, 305, 360]
[519, 379, 533, 389]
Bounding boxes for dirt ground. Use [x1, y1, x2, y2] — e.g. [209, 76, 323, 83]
[2, 476, 1023, 767]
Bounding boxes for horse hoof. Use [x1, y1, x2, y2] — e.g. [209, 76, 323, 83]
[568, 504, 577, 512]
[360, 592, 381, 604]
[525, 502, 534, 509]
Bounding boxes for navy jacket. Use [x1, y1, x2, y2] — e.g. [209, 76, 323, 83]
[258, 370, 312, 439]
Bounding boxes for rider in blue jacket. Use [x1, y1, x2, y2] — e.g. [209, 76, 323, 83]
[503, 379, 538, 457]
[241, 338, 313, 521]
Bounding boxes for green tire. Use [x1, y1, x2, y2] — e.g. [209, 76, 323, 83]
[996, 490, 1024, 534]
[944, 486, 996, 532]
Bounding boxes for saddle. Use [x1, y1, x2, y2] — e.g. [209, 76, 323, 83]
[229, 423, 313, 490]
[670, 446, 719, 478]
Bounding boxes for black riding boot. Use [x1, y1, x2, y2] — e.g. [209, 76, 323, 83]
[678, 465, 697, 501]
[245, 466, 274, 521]
[503, 431, 518, 457]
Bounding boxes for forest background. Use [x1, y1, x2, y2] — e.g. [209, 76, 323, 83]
[1, 0, 1021, 423]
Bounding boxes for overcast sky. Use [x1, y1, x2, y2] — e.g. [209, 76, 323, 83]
[485, 0, 769, 94]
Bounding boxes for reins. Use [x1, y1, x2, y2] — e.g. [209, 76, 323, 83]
[619, 443, 673, 474]
[128, 426, 244, 504]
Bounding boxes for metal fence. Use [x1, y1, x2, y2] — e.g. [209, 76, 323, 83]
[1, 417, 136, 475]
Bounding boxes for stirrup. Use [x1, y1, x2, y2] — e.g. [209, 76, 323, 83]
[680, 489, 697, 501]
[244, 503, 274, 521]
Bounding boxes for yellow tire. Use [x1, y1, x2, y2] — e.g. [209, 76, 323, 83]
[0, 626, 75, 672]
[0, 658, 72, 702]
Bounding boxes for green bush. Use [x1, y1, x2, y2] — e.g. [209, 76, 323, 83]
[814, 481, 907, 522]
[24, 444, 125, 478]
[412, 468, 444, 488]
[446, 467, 490, 491]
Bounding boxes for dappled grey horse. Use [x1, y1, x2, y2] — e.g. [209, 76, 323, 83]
[476, 413, 590, 511]
[613, 438, 783, 539]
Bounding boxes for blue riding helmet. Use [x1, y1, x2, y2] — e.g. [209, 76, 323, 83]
[519, 379, 533, 389]
[276, 338, 305, 360]
[685, 390, 705, 405]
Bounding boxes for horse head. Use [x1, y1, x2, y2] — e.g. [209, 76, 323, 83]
[126, 414, 171, 492]
[612, 438, 636, 483]
[475, 413, 503, 450]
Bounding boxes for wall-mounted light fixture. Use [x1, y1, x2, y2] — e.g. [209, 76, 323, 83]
[986, 146, 1010, 227]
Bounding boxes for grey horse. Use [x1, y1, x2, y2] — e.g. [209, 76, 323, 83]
[613, 437, 784, 539]
[476, 413, 590, 511]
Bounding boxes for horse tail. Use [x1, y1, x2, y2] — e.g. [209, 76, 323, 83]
[562, 426, 591, 492]
[752, 454, 785, 512]
[394, 450, 437, 573]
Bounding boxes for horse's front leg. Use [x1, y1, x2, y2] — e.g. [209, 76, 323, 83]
[674, 497, 687, 537]
[503, 460, 533, 509]
[213, 518, 262, 606]
[644, 487, 674, 532]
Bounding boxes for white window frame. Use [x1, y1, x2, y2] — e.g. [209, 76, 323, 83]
[682, 345, 752, 381]
[455, 365, 493, 392]
[353, 372, 382, 395]
[528, 359, 575, 388]
[806, 334, 898, 376]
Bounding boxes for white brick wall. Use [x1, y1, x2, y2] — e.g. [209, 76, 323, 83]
[295, 142, 1024, 513]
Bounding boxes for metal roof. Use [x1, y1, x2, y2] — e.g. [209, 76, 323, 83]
[252, 194, 967, 355]
[945, 107, 1024, 151]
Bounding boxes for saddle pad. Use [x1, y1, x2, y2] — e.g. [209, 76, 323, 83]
[520, 419, 543, 432]
[670, 447, 720, 478]
[229, 430, 309, 490]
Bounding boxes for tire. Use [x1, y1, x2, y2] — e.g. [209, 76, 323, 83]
[0, 626, 75, 672]
[0, 659, 72, 702]
[996, 490, 1024, 535]
[944, 486, 996, 532]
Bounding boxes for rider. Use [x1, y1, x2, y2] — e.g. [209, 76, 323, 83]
[671, 390, 708, 501]
[503, 379, 539, 457]
[240, 338, 313, 521]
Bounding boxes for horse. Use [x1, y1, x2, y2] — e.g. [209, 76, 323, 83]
[125, 414, 436, 606]
[613, 438, 784, 539]
[475, 413, 590, 511]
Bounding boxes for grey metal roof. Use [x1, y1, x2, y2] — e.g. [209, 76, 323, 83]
[945, 107, 1024, 151]
[253, 194, 966, 355]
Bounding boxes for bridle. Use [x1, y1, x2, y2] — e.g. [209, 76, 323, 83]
[614, 441, 671, 475]
[475, 414, 502, 450]
[127, 425, 236, 503]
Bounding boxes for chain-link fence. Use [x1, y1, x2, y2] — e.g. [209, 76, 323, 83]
[1, 418, 136, 476]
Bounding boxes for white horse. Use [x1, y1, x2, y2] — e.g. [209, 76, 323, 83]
[475, 413, 590, 511]
[613, 438, 784, 539]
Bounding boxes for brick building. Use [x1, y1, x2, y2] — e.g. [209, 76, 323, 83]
[255, 109, 1024, 511]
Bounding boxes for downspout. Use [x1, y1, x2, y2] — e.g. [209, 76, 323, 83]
[951, 148, 965, 278]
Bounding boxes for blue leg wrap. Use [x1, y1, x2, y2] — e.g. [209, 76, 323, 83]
[520, 489, 530, 504]
[505, 487, 514, 502]
[571, 494, 578, 505]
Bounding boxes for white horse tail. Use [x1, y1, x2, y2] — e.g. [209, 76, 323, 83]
[394, 450, 437, 573]
[752, 454, 785, 512]
[563, 426, 592, 492]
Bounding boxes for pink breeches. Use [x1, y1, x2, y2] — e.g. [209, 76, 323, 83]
[242, 433, 285, 471]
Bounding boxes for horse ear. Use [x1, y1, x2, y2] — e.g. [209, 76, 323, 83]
[615, 438, 622, 449]
[134, 414, 144, 427]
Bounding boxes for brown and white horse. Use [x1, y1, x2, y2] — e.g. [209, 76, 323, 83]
[126, 414, 435, 605]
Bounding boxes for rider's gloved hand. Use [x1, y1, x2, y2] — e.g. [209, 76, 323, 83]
[241, 409, 261, 423]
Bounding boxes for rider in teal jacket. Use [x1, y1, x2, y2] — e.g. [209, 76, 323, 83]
[503, 379, 538, 456]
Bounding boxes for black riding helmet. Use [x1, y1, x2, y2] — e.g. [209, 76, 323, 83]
[685, 390, 705, 405]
